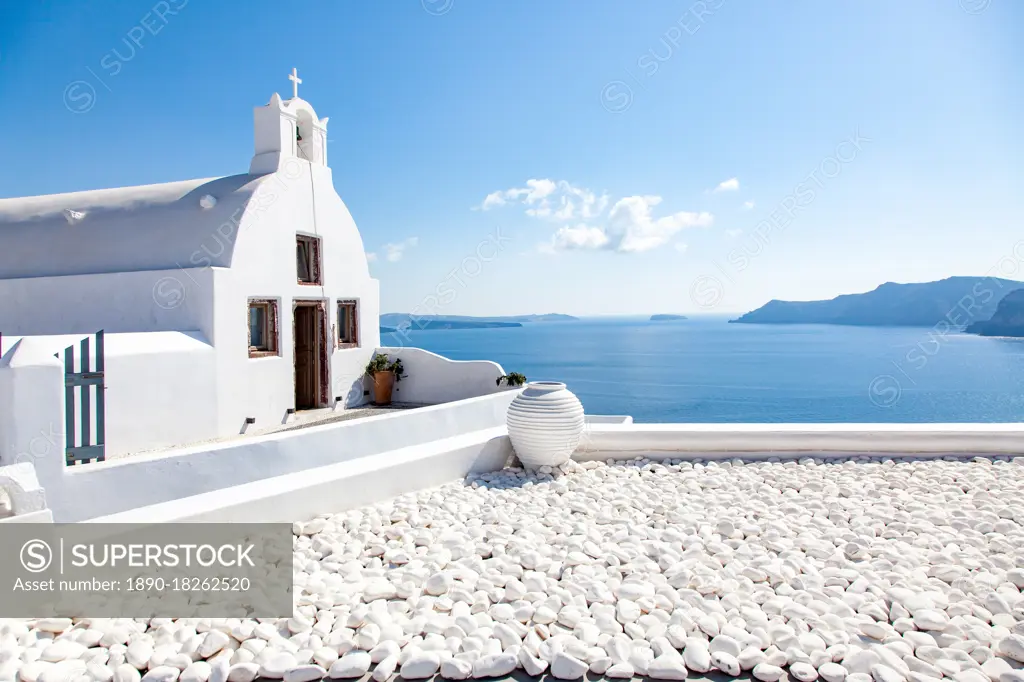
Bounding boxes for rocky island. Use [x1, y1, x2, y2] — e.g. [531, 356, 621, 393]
[966, 288, 1024, 337]
[380, 313, 578, 333]
[731, 276, 1022, 328]
[650, 314, 688, 321]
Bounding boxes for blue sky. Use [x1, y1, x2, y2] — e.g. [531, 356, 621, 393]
[1, 1, 1021, 315]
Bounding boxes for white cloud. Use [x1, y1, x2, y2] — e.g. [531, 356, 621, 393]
[478, 179, 609, 221]
[507, 179, 557, 204]
[480, 191, 507, 210]
[541, 196, 712, 254]
[382, 237, 418, 262]
[365, 251, 378, 262]
[713, 177, 740, 193]
[674, 242, 689, 253]
[725, 229, 743, 239]
[741, 200, 755, 210]
[608, 196, 713, 253]
[551, 224, 611, 251]
[485, 179, 711, 255]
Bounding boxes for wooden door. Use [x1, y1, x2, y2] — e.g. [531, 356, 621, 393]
[294, 305, 317, 409]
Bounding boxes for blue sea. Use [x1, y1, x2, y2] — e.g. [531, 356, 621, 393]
[383, 315, 1024, 423]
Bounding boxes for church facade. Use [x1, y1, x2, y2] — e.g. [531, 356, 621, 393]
[0, 81, 380, 455]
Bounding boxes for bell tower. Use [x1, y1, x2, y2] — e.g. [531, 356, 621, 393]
[249, 68, 329, 175]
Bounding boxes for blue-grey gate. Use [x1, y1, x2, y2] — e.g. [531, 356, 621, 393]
[63, 331, 106, 465]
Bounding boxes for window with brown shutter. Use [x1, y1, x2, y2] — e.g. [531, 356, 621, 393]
[248, 299, 279, 357]
[338, 300, 359, 348]
[296, 235, 322, 285]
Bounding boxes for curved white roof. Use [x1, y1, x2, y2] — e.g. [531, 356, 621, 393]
[0, 174, 267, 279]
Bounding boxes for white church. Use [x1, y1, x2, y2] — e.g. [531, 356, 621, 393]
[0, 71, 388, 459]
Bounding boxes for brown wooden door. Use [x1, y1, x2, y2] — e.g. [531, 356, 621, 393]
[294, 306, 317, 409]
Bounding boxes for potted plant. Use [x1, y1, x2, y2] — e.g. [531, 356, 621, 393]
[496, 372, 527, 388]
[365, 354, 406, 405]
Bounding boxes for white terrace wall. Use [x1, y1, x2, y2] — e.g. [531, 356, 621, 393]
[0, 335, 502, 498]
[87, 429, 513, 524]
[35, 390, 517, 522]
[376, 347, 506, 405]
[575, 423, 1024, 459]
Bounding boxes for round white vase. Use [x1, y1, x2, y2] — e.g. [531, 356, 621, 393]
[506, 381, 585, 469]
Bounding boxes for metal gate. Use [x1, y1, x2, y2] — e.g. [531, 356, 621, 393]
[63, 331, 106, 465]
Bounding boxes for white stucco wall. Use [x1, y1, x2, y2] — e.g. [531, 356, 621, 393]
[0, 332, 219, 462]
[210, 159, 380, 434]
[103, 334, 218, 456]
[375, 347, 505, 405]
[0, 268, 214, 339]
[0, 339, 66, 491]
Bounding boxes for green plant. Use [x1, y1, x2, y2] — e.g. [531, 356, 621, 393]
[366, 354, 406, 382]
[496, 372, 527, 387]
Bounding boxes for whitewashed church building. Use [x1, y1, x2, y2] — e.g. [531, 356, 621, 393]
[0, 73, 383, 458]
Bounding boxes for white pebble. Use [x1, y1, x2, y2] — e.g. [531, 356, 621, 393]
[683, 641, 711, 673]
[550, 653, 588, 680]
[709, 635, 742, 657]
[998, 636, 1024, 664]
[283, 666, 325, 682]
[711, 651, 740, 677]
[423, 573, 452, 596]
[225, 663, 257, 682]
[399, 652, 440, 680]
[647, 655, 688, 680]
[41, 642, 87, 663]
[328, 653, 369, 679]
[791, 662, 819, 682]
[179, 663, 210, 682]
[371, 655, 398, 682]
[141, 668, 179, 682]
[471, 653, 516, 679]
[606, 662, 634, 679]
[112, 665, 141, 682]
[753, 663, 786, 682]
[820, 662, 849, 682]
[519, 649, 547, 677]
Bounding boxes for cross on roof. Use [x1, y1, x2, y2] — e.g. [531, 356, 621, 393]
[288, 67, 302, 99]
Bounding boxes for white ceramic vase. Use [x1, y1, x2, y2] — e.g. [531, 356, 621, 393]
[506, 381, 585, 469]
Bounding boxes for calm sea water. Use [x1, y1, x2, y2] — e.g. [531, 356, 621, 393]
[383, 315, 1024, 423]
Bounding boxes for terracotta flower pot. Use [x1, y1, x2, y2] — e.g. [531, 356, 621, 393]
[372, 370, 396, 405]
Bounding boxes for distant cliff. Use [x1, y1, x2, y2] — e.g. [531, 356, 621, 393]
[966, 289, 1024, 337]
[730, 277, 1022, 327]
[650, 314, 688, 321]
[380, 313, 577, 333]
